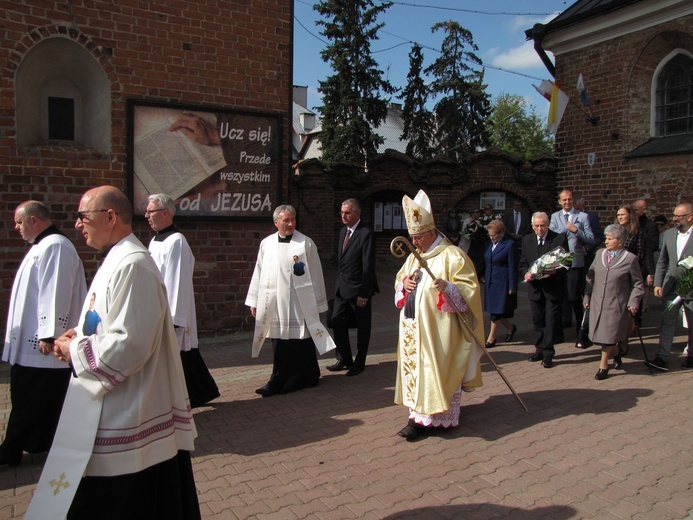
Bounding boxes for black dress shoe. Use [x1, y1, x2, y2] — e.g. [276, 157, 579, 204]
[646, 357, 668, 371]
[326, 361, 351, 372]
[255, 385, 276, 397]
[397, 423, 428, 441]
[0, 451, 22, 467]
[528, 353, 542, 362]
[613, 355, 623, 369]
[505, 325, 517, 342]
[595, 368, 609, 380]
[541, 359, 554, 368]
[485, 340, 496, 349]
[346, 366, 365, 376]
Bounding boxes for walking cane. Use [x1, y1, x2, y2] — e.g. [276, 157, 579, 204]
[574, 310, 589, 349]
[633, 315, 654, 375]
[390, 236, 529, 412]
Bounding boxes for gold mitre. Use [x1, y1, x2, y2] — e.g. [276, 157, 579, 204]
[402, 189, 436, 235]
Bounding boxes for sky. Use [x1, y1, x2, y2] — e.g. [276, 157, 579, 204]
[293, 0, 574, 121]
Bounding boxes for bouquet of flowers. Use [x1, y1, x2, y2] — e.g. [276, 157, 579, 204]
[664, 255, 693, 312]
[523, 246, 574, 282]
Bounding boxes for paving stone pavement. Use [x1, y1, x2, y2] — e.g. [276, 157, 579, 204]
[1, 258, 693, 519]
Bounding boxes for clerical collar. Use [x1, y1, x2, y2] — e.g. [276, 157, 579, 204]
[32, 224, 64, 245]
[278, 234, 293, 243]
[153, 224, 179, 242]
[100, 244, 115, 258]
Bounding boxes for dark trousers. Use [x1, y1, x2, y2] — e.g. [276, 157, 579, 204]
[530, 292, 562, 361]
[333, 296, 372, 368]
[562, 267, 585, 329]
[0, 364, 71, 456]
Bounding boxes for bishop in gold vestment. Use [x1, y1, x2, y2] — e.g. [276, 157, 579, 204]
[394, 190, 484, 441]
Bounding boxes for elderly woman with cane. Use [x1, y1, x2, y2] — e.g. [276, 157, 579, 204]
[584, 224, 644, 380]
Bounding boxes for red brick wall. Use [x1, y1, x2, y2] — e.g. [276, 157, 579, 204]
[0, 1, 292, 334]
[551, 15, 693, 223]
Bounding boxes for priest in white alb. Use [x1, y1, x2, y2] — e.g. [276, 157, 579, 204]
[1, 201, 86, 467]
[146, 193, 219, 408]
[246, 204, 335, 397]
[394, 190, 484, 441]
[26, 186, 200, 520]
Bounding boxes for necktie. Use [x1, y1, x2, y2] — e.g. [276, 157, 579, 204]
[515, 212, 520, 234]
[343, 229, 351, 252]
[538, 237, 544, 247]
[564, 213, 570, 224]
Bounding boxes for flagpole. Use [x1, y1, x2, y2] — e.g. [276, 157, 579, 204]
[551, 78, 598, 126]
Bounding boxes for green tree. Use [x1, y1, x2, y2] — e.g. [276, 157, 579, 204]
[487, 93, 554, 160]
[400, 44, 435, 160]
[314, 0, 395, 167]
[425, 21, 491, 162]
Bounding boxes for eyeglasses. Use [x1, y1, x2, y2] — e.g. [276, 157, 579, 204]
[77, 209, 109, 221]
[145, 209, 166, 216]
[672, 213, 691, 219]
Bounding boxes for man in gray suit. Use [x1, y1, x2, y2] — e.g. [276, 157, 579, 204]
[651, 202, 693, 371]
[549, 189, 595, 337]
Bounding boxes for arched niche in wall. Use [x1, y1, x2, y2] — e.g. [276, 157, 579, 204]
[15, 37, 111, 152]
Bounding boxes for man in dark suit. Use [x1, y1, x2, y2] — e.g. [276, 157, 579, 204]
[633, 199, 660, 285]
[519, 212, 569, 368]
[651, 202, 693, 371]
[328, 198, 379, 376]
[503, 200, 531, 243]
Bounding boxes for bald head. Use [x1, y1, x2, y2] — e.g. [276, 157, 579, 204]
[632, 199, 648, 217]
[76, 186, 132, 251]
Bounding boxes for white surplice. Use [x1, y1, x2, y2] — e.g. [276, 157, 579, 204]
[149, 229, 198, 351]
[28, 233, 197, 520]
[3, 230, 86, 368]
[245, 230, 335, 357]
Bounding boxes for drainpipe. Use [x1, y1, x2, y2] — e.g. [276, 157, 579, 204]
[528, 23, 556, 78]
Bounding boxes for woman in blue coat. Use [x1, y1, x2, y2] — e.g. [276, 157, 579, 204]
[483, 220, 518, 348]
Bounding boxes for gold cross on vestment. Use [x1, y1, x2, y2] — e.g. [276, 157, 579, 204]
[49, 472, 70, 496]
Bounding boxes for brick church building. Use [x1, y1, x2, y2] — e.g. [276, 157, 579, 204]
[526, 0, 693, 220]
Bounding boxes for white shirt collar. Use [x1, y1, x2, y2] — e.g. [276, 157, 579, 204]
[347, 219, 361, 233]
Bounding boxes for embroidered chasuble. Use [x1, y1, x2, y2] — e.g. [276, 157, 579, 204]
[394, 240, 484, 415]
[246, 230, 335, 357]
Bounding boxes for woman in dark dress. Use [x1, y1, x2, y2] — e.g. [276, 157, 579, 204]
[615, 204, 654, 331]
[483, 220, 518, 348]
